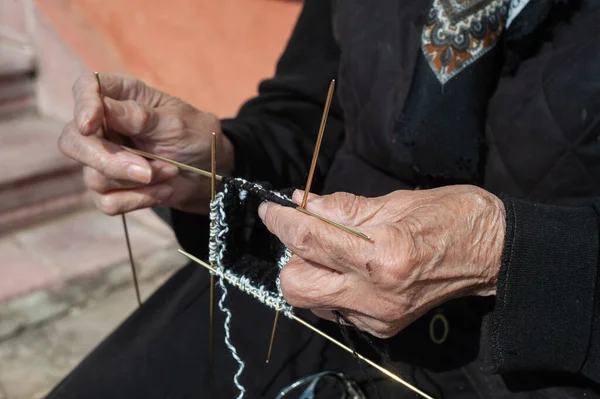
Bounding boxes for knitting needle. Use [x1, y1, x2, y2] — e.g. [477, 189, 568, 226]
[95, 72, 142, 307]
[301, 79, 334, 208]
[118, 146, 369, 241]
[209, 132, 216, 380]
[267, 79, 337, 363]
[178, 249, 434, 399]
[265, 310, 280, 364]
[121, 146, 223, 181]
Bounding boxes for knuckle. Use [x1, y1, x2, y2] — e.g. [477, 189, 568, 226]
[380, 255, 411, 284]
[57, 126, 70, 155]
[72, 73, 93, 97]
[288, 224, 315, 255]
[134, 105, 150, 130]
[374, 226, 415, 284]
[377, 307, 398, 326]
[83, 167, 109, 193]
[95, 194, 120, 216]
[165, 113, 185, 132]
[124, 77, 147, 99]
[58, 122, 78, 156]
[331, 192, 367, 222]
[280, 266, 304, 307]
[121, 78, 139, 95]
[373, 324, 399, 339]
[96, 154, 111, 176]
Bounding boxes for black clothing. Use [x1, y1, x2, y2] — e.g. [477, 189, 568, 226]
[223, 0, 600, 385]
[47, 0, 600, 397]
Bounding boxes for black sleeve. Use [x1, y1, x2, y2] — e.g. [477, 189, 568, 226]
[165, 0, 344, 259]
[488, 198, 600, 383]
[220, 0, 343, 190]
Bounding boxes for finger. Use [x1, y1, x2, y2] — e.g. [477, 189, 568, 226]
[310, 309, 356, 325]
[312, 308, 400, 339]
[103, 97, 164, 139]
[292, 190, 384, 227]
[280, 255, 350, 308]
[258, 200, 375, 274]
[91, 183, 174, 215]
[84, 160, 178, 194]
[311, 309, 337, 322]
[59, 120, 153, 183]
[73, 73, 160, 136]
[310, 309, 360, 328]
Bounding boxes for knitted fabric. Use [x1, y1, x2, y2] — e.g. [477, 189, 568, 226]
[209, 177, 370, 398]
[208, 178, 295, 398]
[209, 177, 295, 317]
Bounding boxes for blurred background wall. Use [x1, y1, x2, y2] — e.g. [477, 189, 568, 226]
[1, 0, 301, 232]
[0, 1, 301, 397]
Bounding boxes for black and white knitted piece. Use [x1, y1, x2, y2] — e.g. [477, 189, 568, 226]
[209, 177, 294, 316]
[208, 177, 376, 398]
[208, 177, 294, 398]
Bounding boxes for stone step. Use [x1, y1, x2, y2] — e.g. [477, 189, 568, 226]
[0, 112, 87, 234]
[0, 40, 36, 116]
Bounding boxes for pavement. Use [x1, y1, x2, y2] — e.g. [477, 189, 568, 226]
[0, 207, 186, 399]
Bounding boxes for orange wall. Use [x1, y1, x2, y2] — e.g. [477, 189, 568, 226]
[36, 0, 302, 117]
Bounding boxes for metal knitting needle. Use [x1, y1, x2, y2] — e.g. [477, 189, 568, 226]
[267, 79, 337, 363]
[295, 208, 370, 240]
[119, 149, 370, 241]
[121, 146, 223, 181]
[95, 72, 142, 307]
[209, 132, 217, 380]
[178, 249, 434, 399]
[301, 79, 335, 208]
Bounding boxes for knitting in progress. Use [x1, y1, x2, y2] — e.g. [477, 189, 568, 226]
[196, 176, 435, 399]
[209, 177, 294, 398]
[129, 76, 432, 398]
[206, 177, 383, 399]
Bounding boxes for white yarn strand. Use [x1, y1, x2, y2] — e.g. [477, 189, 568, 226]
[210, 187, 246, 398]
[217, 277, 246, 399]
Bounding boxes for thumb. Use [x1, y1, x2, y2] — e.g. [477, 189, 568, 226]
[291, 190, 374, 226]
[104, 97, 162, 140]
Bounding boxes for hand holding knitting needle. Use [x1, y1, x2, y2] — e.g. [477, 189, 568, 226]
[58, 73, 234, 215]
[258, 186, 506, 338]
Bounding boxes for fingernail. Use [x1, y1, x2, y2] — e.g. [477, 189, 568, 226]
[258, 202, 269, 220]
[155, 185, 174, 202]
[311, 196, 324, 204]
[127, 165, 152, 184]
[79, 117, 90, 134]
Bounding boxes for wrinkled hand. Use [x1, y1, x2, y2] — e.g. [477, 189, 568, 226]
[258, 185, 505, 338]
[58, 73, 234, 215]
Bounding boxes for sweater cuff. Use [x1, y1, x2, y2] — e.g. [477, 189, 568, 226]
[582, 201, 600, 380]
[220, 118, 258, 181]
[490, 197, 599, 374]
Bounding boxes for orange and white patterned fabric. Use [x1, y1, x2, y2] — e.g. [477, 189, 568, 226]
[422, 0, 530, 84]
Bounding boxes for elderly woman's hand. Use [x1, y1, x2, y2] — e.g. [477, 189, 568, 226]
[258, 186, 506, 338]
[58, 73, 234, 215]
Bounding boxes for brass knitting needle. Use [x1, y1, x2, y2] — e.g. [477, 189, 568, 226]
[209, 132, 217, 380]
[295, 208, 370, 240]
[95, 72, 142, 307]
[265, 311, 280, 364]
[121, 146, 223, 181]
[267, 79, 337, 363]
[119, 146, 369, 241]
[178, 249, 434, 399]
[301, 79, 335, 208]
